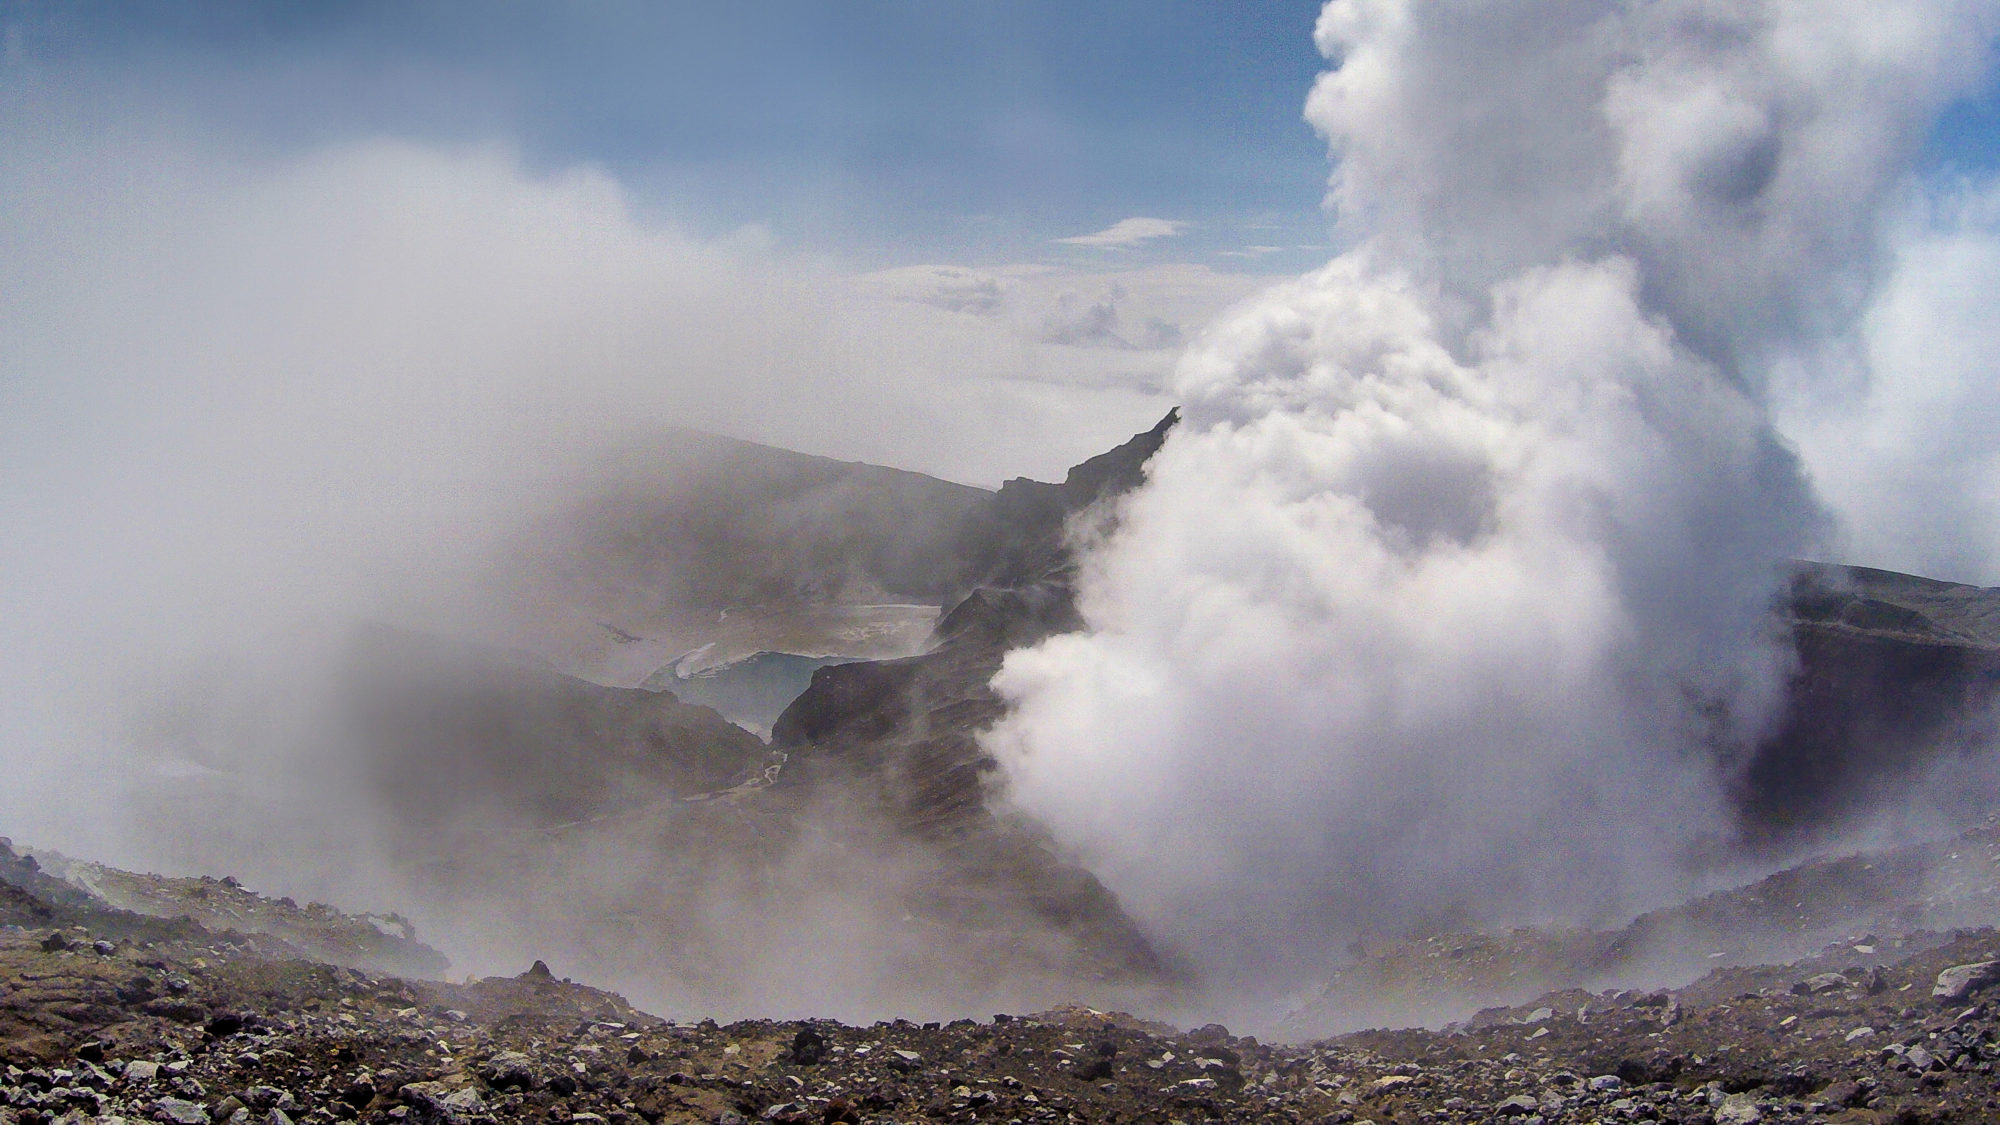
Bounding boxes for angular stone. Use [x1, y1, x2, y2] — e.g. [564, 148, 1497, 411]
[399, 1081, 484, 1125]
[479, 1051, 537, 1091]
[153, 1097, 212, 1125]
[1933, 961, 2000, 1001]
[1369, 1075, 1415, 1093]
[1715, 1092, 1763, 1124]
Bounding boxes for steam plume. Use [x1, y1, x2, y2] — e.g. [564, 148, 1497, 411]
[987, 0, 2000, 1003]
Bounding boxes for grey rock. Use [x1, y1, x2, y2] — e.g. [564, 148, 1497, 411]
[1933, 960, 2000, 1001]
[1715, 1092, 1763, 1124]
[154, 1097, 212, 1125]
[1586, 1074, 1623, 1092]
[242, 1088, 288, 1111]
[1495, 1093, 1541, 1115]
[1905, 1045, 1938, 1071]
[479, 1052, 537, 1091]
[398, 1082, 484, 1125]
[1793, 972, 1848, 995]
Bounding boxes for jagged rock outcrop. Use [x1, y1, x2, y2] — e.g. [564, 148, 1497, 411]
[772, 409, 1176, 814]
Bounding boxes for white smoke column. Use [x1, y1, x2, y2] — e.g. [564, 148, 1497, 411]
[987, 0, 1998, 994]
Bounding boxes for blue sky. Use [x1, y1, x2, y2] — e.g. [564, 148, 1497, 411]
[2, 1, 1340, 270]
[4, 1, 2000, 493]
[13, 2, 2000, 271]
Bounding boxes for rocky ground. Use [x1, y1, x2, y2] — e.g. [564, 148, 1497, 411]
[1283, 820, 2000, 1037]
[11, 836, 2000, 1125]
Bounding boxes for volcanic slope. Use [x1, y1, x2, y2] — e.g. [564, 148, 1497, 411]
[476, 424, 1057, 685]
[15, 841, 2000, 1124]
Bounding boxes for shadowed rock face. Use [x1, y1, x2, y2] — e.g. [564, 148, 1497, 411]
[1742, 564, 2000, 842]
[769, 412, 1177, 835]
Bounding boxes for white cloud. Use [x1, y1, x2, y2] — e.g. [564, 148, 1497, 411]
[1054, 216, 1191, 248]
[859, 261, 1264, 369]
[1216, 244, 1284, 259]
[1776, 177, 2000, 584]
[0, 124, 1265, 866]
